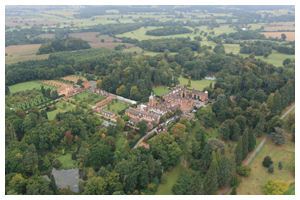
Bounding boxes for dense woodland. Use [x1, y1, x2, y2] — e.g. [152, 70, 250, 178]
[37, 37, 91, 54]
[145, 26, 192, 36]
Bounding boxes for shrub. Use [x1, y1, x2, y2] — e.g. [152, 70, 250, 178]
[236, 166, 251, 177]
[263, 180, 289, 195]
[230, 187, 237, 195]
[268, 164, 274, 174]
[262, 156, 273, 168]
[52, 159, 62, 169]
[278, 161, 283, 170]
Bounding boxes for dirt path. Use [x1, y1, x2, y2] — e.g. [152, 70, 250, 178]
[280, 103, 295, 119]
[243, 136, 267, 166]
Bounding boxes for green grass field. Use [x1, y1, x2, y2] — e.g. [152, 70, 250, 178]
[57, 153, 76, 169]
[253, 50, 295, 67]
[104, 100, 129, 114]
[156, 164, 183, 195]
[47, 101, 75, 120]
[237, 136, 295, 195]
[72, 90, 105, 105]
[179, 76, 214, 91]
[8, 81, 53, 94]
[224, 44, 240, 54]
[153, 86, 170, 96]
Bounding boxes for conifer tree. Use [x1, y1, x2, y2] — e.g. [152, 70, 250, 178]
[235, 139, 243, 166]
[204, 151, 219, 194]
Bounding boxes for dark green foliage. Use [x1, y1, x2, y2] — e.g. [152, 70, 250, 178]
[25, 176, 54, 195]
[137, 120, 148, 136]
[219, 119, 241, 141]
[278, 161, 283, 170]
[240, 41, 272, 56]
[149, 133, 182, 170]
[87, 142, 114, 170]
[138, 38, 200, 52]
[146, 26, 192, 36]
[203, 152, 219, 195]
[235, 139, 243, 166]
[236, 166, 251, 177]
[172, 170, 204, 195]
[262, 156, 273, 168]
[268, 164, 274, 173]
[37, 37, 91, 54]
[248, 130, 256, 152]
[213, 43, 225, 54]
[271, 127, 285, 145]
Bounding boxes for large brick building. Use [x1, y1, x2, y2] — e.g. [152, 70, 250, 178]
[125, 86, 208, 129]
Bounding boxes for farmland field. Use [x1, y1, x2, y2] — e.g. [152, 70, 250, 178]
[69, 32, 128, 49]
[262, 32, 295, 41]
[179, 76, 215, 91]
[237, 136, 295, 195]
[5, 44, 49, 64]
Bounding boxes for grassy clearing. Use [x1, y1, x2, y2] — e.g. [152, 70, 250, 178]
[5, 44, 49, 64]
[156, 164, 183, 195]
[8, 81, 53, 94]
[252, 50, 295, 67]
[72, 90, 105, 105]
[57, 153, 76, 169]
[237, 136, 295, 195]
[179, 76, 214, 91]
[104, 100, 129, 114]
[153, 86, 170, 96]
[47, 101, 75, 120]
[224, 44, 240, 54]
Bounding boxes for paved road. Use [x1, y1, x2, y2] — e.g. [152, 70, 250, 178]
[280, 103, 295, 119]
[132, 115, 179, 149]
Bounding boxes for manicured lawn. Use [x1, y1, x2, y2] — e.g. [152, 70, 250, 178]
[179, 76, 215, 91]
[47, 101, 75, 120]
[153, 86, 170, 96]
[57, 153, 76, 169]
[72, 90, 105, 105]
[8, 81, 52, 94]
[237, 136, 295, 195]
[104, 100, 129, 114]
[156, 164, 183, 195]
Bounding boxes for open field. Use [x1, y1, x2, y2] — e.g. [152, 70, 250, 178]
[179, 76, 215, 91]
[47, 101, 75, 120]
[153, 86, 170, 96]
[156, 164, 183, 195]
[5, 44, 49, 64]
[72, 90, 105, 105]
[103, 100, 129, 114]
[57, 153, 76, 169]
[69, 32, 128, 49]
[262, 32, 295, 41]
[224, 44, 240, 54]
[8, 80, 53, 94]
[252, 50, 295, 67]
[237, 136, 295, 195]
[263, 22, 295, 32]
